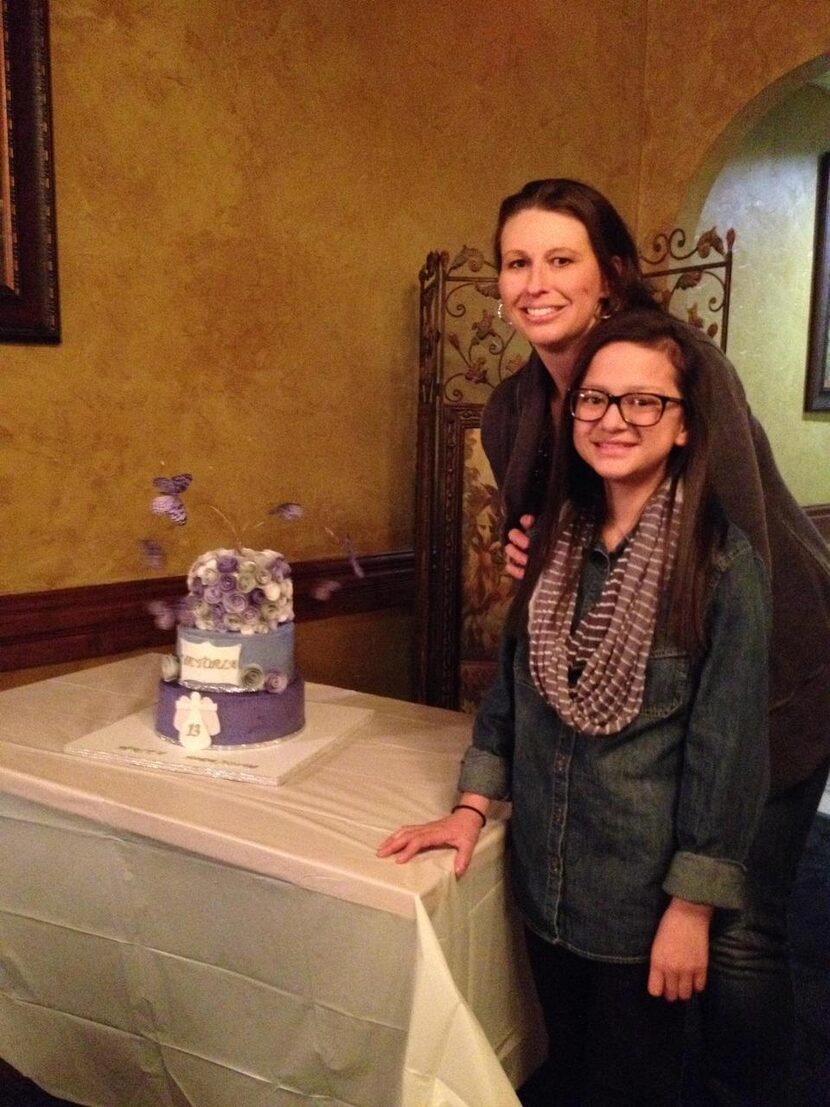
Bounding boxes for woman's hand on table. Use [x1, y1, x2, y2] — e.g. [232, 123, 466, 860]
[376, 805, 487, 877]
[504, 514, 534, 581]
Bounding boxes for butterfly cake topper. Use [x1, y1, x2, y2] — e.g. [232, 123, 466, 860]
[141, 475, 364, 629]
[151, 473, 192, 526]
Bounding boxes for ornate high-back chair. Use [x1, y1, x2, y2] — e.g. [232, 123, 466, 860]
[413, 248, 530, 709]
[414, 229, 735, 711]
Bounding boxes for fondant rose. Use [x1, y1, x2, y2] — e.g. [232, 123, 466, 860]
[216, 554, 239, 573]
[203, 583, 223, 605]
[161, 654, 180, 682]
[263, 581, 283, 602]
[221, 590, 247, 614]
[236, 571, 257, 594]
[265, 670, 289, 694]
[274, 598, 293, 623]
[176, 604, 197, 628]
[192, 599, 212, 629]
[241, 665, 266, 691]
[272, 558, 291, 580]
[259, 600, 281, 624]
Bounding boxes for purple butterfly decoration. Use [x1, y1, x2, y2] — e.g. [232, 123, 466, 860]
[138, 538, 166, 570]
[310, 578, 341, 602]
[147, 599, 177, 630]
[151, 473, 192, 525]
[324, 526, 364, 579]
[342, 534, 365, 579]
[269, 501, 304, 521]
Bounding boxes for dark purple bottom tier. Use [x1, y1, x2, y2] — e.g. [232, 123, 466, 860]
[155, 676, 305, 747]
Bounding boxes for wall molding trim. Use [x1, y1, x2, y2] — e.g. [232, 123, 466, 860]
[1, 505, 827, 675]
[0, 551, 414, 673]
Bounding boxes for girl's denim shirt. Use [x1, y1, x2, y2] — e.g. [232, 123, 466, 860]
[459, 523, 771, 962]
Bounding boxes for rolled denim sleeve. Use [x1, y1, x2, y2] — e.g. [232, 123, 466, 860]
[663, 536, 771, 909]
[457, 633, 518, 800]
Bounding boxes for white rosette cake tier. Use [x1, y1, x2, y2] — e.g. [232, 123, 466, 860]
[155, 547, 305, 748]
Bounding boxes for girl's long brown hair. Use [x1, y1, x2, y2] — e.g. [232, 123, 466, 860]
[511, 311, 726, 655]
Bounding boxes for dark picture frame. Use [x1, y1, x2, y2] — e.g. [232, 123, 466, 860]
[806, 150, 830, 412]
[0, 0, 59, 343]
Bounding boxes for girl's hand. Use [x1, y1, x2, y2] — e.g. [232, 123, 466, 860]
[648, 897, 714, 1002]
[504, 514, 535, 581]
[376, 806, 486, 877]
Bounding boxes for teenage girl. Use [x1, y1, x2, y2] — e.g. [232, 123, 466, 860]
[378, 311, 771, 1106]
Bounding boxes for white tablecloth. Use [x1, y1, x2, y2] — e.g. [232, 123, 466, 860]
[0, 656, 543, 1107]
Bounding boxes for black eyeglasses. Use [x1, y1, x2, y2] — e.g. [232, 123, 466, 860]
[569, 387, 685, 427]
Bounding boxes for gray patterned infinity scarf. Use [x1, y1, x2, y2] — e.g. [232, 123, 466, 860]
[529, 480, 680, 736]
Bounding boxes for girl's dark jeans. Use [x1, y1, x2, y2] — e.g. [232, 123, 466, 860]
[520, 758, 829, 1107]
[523, 929, 687, 1106]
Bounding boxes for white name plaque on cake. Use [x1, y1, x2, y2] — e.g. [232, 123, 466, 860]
[180, 640, 242, 686]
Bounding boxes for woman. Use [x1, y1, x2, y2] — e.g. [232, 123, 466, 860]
[484, 181, 830, 1107]
[382, 310, 771, 1105]
[395, 181, 830, 1105]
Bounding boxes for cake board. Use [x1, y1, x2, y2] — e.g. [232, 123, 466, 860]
[64, 701, 373, 787]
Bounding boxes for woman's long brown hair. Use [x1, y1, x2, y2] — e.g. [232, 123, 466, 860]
[511, 311, 726, 655]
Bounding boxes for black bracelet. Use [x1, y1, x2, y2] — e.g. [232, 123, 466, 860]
[451, 803, 487, 827]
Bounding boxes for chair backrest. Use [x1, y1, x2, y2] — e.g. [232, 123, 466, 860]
[413, 229, 736, 710]
[640, 225, 735, 352]
[413, 247, 529, 708]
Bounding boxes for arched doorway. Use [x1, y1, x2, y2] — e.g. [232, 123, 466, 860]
[677, 56, 830, 508]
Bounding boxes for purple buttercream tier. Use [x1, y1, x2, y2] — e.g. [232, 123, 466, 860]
[155, 676, 305, 747]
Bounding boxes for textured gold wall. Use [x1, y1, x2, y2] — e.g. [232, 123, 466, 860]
[10, 1, 828, 698]
[2, 0, 645, 595]
[638, 0, 830, 240]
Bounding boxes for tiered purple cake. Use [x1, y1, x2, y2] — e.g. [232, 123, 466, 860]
[154, 547, 305, 749]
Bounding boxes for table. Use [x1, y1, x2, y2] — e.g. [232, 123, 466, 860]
[0, 656, 543, 1107]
